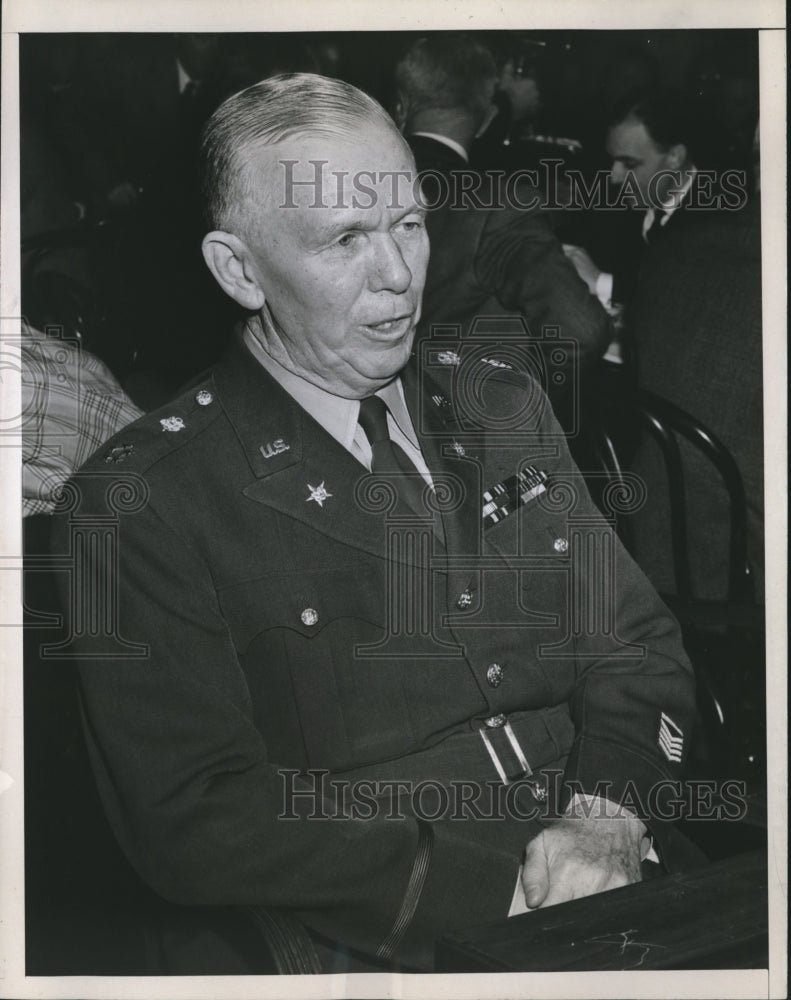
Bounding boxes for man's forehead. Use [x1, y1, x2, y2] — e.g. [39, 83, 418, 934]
[608, 118, 658, 157]
[241, 127, 418, 211]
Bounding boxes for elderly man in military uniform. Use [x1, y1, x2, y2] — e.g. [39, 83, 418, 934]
[53, 73, 696, 972]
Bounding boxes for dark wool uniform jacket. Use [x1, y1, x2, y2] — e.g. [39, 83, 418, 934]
[407, 134, 612, 417]
[52, 334, 696, 970]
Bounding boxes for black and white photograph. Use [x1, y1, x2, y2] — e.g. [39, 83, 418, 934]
[0, 2, 786, 998]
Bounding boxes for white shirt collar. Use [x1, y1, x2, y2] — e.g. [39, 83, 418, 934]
[660, 165, 697, 217]
[642, 166, 698, 237]
[241, 320, 418, 453]
[410, 132, 469, 163]
[176, 59, 193, 94]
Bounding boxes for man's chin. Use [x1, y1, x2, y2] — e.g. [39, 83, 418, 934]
[346, 340, 414, 393]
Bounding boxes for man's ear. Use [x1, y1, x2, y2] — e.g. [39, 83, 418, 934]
[201, 231, 267, 311]
[665, 142, 688, 169]
[393, 91, 408, 132]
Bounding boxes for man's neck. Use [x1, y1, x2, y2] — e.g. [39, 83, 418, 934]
[410, 131, 469, 164]
[407, 109, 478, 157]
[243, 311, 399, 400]
[657, 164, 697, 211]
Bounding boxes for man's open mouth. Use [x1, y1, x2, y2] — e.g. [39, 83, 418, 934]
[362, 314, 414, 336]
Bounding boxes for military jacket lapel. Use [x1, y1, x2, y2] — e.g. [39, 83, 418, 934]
[214, 338, 440, 564]
[401, 361, 482, 558]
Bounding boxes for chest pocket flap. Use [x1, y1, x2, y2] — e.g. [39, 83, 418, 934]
[217, 565, 386, 654]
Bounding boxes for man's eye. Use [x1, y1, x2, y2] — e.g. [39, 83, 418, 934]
[396, 218, 425, 234]
[335, 233, 358, 248]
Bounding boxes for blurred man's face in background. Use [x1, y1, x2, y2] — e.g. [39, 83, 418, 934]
[498, 59, 542, 123]
[606, 116, 679, 205]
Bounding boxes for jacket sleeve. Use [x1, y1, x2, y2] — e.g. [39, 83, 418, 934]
[474, 181, 612, 373]
[50, 479, 520, 970]
[527, 384, 698, 852]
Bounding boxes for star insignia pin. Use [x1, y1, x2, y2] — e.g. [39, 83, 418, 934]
[451, 441, 466, 456]
[436, 350, 461, 366]
[307, 482, 332, 507]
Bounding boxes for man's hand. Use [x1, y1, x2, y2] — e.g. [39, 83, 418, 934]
[561, 243, 603, 295]
[521, 813, 644, 909]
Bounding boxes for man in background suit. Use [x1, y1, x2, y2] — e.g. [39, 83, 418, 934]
[52, 74, 696, 972]
[566, 86, 750, 326]
[394, 35, 611, 430]
[558, 86, 762, 610]
[579, 87, 763, 604]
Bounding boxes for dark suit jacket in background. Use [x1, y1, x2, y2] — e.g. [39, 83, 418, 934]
[408, 135, 612, 428]
[627, 195, 763, 603]
[52, 333, 695, 970]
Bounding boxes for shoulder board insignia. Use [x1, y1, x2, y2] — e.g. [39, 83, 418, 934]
[160, 416, 185, 432]
[480, 357, 514, 371]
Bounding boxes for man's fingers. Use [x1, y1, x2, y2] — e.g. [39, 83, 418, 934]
[522, 820, 644, 910]
[521, 831, 549, 908]
[541, 877, 575, 908]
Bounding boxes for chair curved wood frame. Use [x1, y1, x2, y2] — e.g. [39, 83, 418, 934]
[583, 385, 766, 792]
[587, 387, 760, 625]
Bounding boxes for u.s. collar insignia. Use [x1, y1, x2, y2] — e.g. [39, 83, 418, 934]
[307, 482, 332, 507]
[160, 416, 185, 432]
[260, 438, 290, 459]
[436, 350, 460, 366]
[451, 441, 466, 456]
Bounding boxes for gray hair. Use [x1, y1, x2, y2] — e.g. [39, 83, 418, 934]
[200, 72, 398, 233]
[395, 34, 497, 126]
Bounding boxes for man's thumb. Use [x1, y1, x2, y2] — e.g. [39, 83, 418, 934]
[522, 831, 549, 908]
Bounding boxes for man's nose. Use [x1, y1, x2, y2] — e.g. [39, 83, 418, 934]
[610, 161, 627, 186]
[369, 235, 412, 294]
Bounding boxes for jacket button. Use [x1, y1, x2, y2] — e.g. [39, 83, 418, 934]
[486, 663, 504, 687]
[553, 537, 569, 553]
[195, 389, 213, 406]
[456, 589, 473, 609]
[484, 713, 506, 728]
[300, 608, 319, 626]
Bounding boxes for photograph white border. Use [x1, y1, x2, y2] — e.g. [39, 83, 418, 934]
[1, 2, 786, 998]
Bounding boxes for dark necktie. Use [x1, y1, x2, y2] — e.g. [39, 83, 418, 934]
[358, 395, 429, 519]
[644, 208, 668, 244]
